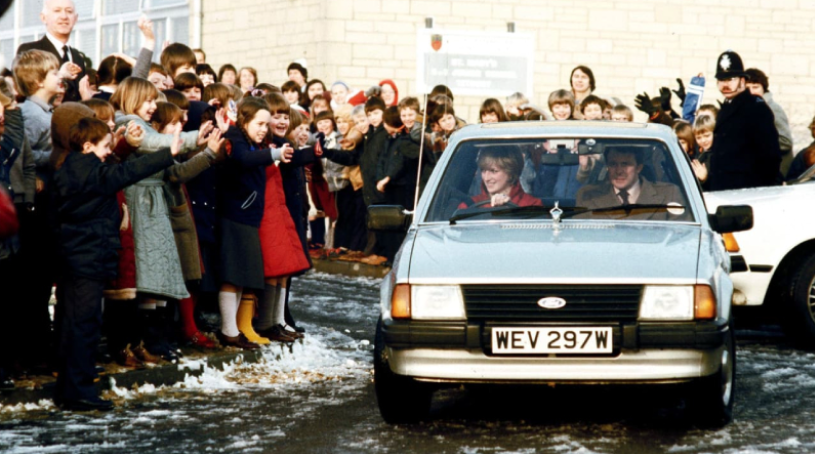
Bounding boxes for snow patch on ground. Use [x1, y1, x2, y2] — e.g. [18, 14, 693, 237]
[178, 358, 206, 371]
[2, 444, 72, 453]
[0, 400, 55, 414]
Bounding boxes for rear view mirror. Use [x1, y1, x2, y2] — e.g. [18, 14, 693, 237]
[577, 142, 604, 155]
[538, 150, 579, 166]
[708, 205, 753, 233]
[368, 205, 412, 232]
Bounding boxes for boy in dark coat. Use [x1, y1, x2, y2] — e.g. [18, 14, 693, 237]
[375, 106, 419, 210]
[374, 106, 420, 263]
[52, 115, 180, 411]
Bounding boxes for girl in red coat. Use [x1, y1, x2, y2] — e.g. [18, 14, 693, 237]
[249, 94, 311, 343]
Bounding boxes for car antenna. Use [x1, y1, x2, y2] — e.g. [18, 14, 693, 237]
[413, 92, 429, 212]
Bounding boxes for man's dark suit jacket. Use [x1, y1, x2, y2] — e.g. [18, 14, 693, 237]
[17, 36, 87, 103]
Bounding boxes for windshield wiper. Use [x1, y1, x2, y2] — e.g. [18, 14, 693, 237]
[449, 205, 575, 225]
[789, 164, 815, 185]
[563, 204, 686, 218]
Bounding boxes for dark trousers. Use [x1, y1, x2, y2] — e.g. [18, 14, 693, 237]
[104, 299, 139, 355]
[309, 218, 326, 246]
[334, 186, 367, 251]
[0, 255, 21, 370]
[15, 196, 56, 365]
[55, 277, 104, 402]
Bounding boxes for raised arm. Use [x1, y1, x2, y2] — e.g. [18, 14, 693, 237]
[166, 148, 216, 184]
[228, 136, 288, 169]
[96, 148, 175, 195]
[131, 16, 156, 79]
[129, 118, 211, 155]
[322, 139, 362, 166]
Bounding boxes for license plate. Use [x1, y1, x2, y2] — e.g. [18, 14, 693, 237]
[491, 327, 612, 354]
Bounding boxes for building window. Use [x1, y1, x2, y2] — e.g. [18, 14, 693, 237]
[0, 0, 190, 70]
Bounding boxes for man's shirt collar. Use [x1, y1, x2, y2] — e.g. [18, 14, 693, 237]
[45, 32, 72, 63]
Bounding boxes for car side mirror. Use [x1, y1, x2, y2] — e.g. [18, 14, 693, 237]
[708, 205, 753, 233]
[368, 205, 412, 231]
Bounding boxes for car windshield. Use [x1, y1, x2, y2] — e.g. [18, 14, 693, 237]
[425, 137, 695, 223]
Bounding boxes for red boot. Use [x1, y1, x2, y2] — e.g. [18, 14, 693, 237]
[179, 297, 216, 349]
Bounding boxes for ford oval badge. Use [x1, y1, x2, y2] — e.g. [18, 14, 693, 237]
[537, 297, 567, 309]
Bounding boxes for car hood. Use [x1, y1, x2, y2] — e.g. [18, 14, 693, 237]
[407, 222, 702, 284]
[704, 186, 798, 208]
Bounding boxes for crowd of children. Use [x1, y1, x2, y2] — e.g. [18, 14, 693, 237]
[0, 23, 810, 410]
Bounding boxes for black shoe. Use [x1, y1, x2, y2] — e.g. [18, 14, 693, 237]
[290, 323, 305, 333]
[256, 325, 296, 343]
[60, 397, 114, 412]
[280, 324, 305, 339]
[216, 331, 261, 350]
[142, 311, 180, 362]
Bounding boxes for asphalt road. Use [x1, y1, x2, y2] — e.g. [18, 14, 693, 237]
[1, 272, 814, 454]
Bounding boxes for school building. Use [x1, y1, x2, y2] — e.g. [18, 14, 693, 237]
[199, 0, 815, 146]
[2, 0, 815, 146]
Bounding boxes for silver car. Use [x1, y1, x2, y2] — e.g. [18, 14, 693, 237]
[370, 121, 752, 427]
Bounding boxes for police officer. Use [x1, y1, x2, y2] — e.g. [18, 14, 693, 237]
[707, 50, 781, 191]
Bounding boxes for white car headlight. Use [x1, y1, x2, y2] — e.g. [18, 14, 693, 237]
[411, 285, 466, 320]
[639, 286, 694, 321]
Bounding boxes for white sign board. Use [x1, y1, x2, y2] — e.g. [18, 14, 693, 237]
[416, 29, 535, 97]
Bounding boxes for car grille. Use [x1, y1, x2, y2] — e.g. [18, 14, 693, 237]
[462, 285, 642, 322]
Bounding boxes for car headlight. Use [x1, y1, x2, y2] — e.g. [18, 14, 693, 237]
[639, 286, 694, 321]
[411, 285, 466, 320]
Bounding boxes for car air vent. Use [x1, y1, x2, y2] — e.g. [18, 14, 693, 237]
[500, 223, 616, 230]
[462, 284, 642, 321]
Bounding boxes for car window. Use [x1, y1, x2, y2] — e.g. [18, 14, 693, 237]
[425, 138, 695, 223]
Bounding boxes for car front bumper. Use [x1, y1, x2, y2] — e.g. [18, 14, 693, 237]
[382, 319, 728, 383]
[386, 346, 723, 383]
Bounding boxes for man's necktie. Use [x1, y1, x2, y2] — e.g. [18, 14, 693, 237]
[619, 189, 629, 205]
[61, 45, 70, 64]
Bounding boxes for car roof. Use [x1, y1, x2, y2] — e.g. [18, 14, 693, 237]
[454, 121, 675, 142]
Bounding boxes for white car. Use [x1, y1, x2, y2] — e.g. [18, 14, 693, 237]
[704, 165, 815, 345]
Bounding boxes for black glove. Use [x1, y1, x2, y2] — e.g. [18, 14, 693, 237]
[673, 78, 686, 104]
[364, 85, 381, 98]
[659, 87, 672, 112]
[315, 131, 326, 150]
[634, 92, 656, 116]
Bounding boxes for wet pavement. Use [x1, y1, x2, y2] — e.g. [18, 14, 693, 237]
[2, 272, 815, 454]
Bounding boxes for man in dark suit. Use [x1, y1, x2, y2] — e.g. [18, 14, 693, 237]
[707, 50, 781, 191]
[16, 0, 86, 103]
[577, 147, 686, 221]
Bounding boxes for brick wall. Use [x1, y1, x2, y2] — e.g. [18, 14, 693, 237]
[202, 0, 815, 149]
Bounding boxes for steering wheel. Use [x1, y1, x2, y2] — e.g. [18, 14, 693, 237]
[470, 199, 519, 209]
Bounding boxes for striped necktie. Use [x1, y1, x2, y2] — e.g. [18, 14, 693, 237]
[618, 189, 629, 205]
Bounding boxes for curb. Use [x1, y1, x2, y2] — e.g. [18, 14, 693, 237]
[0, 348, 265, 407]
[1, 261, 378, 407]
[311, 257, 390, 279]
